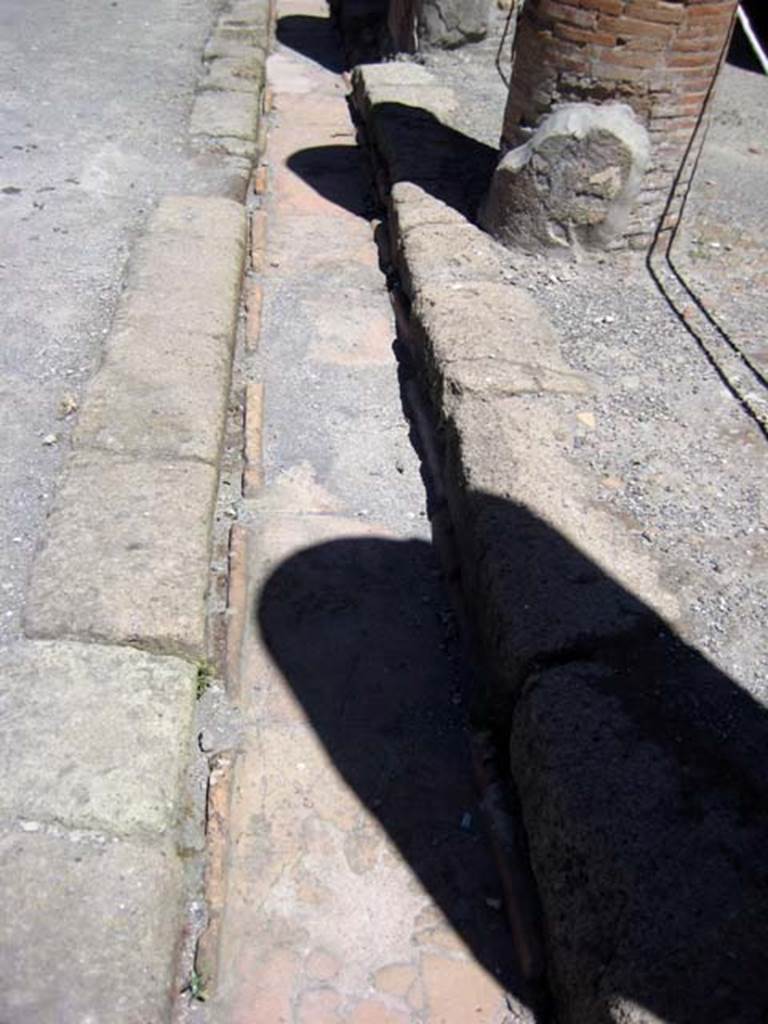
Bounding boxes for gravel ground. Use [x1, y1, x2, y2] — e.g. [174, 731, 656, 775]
[0, 0, 233, 644]
[419, 29, 768, 694]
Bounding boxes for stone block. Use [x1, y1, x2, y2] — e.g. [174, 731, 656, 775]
[417, 0, 493, 47]
[0, 641, 196, 835]
[75, 205, 245, 461]
[510, 660, 768, 1023]
[388, 0, 492, 49]
[396, 219, 507, 297]
[443, 394, 678, 686]
[190, 88, 261, 142]
[481, 102, 651, 252]
[25, 452, 216, 659]
[413, 279, 591, 402]
[352, 64, 495, 215]
[389, 180, 467, 235]
[199, 56, 267, 93]
[204, 30, 268, 62]
[0, 829, 182, 1024]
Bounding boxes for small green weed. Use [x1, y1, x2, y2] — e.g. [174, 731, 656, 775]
[182, 967, 208, 1002]
[196, 660, 215, 699]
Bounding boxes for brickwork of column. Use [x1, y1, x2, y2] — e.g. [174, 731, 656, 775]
[501, 0, 738, 248]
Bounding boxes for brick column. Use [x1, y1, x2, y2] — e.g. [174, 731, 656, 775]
[496, 0, 738, 249]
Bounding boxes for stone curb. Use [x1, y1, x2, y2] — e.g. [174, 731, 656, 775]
[192, 0, 272, 163]
[348, 61, 721, 1024]
[5, 3, 274, 1019]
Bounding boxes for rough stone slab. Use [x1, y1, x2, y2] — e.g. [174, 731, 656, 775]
[510, 662, 768, 1024]
[352, 63, 457, 122]
[24, 452, 216, 659]
[397, 219, 508, 296]
[389, 180, 467, 235]
[0, 828, 182, 1024]
[224, 0, 272, 25]
[74, 196, 245, 463]
[195, 134, 259, 160]
[417, 0, 492, 47]
[445, 393, 679, 684]
[352, 64, 495, 216]
[413, 279, 591, 403]
[0, 641, 196, 836]
[190, 89, 261, 142]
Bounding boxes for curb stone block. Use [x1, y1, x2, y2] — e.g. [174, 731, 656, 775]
[443, 393, 678, 681]
[397, 219, 508, 297]
[0, 830, 183, 1024]
[205, 34, 268, 62]
[510, 662, 768, 1024]
[351, 55, 705, 1023]
[0, 641, 196, 836]
[412, 279, 592, 404]
[190, 89, 261, 143]
[200, 56, 267, 93]
[24, 452, 217, 659]
[74, 196, 244, 464]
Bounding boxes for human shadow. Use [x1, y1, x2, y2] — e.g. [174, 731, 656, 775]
[276, 5, 389, 68]
[256, 530, 541, 1014]
[288, 104, 498, 221]
[286, 145, 372, 218]
[275, 14, 345, 72]
[256, 494, 768, 1023]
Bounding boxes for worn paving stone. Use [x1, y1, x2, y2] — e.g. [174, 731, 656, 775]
[0, 640, 196, 836]
[24, 452, 216, 659]
[191, 89, 261, 143]
[200, 56, 267, 93]
[0, 828, 182, 1024]
[75, 196, 245, 464]
[208, 4, 535, 1021]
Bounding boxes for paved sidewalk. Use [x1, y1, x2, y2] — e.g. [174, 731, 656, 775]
[0, 1, 269, 1018]
[203, 3, 530, 1021]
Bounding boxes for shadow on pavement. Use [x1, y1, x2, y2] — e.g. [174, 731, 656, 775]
[277, 4, 497, 219]
[276, 13, 345, 72]
[256, 494, 768, 1022]
[288, 104, 498, 220]
[286, 145, 372, 218]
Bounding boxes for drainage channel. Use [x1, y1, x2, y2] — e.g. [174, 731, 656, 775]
[175, 3, 550, 1021]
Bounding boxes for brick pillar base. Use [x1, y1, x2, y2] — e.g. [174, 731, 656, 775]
[491, 0, 738, 251]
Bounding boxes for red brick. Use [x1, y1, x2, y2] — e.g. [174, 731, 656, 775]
[538, 0, 597, 28]
[244, 279, 263, 351]
[243, 381, 264, 498]
[583, 0, 624, 14]
[669, 51, 720, 67]
[556, 21, 616, 44]
[250, 210, 267, 271]
[624, 1, 686, 24]
[598, 13, 676, 38]
[595, 47, 661, 67]
[253, 164, 268, 194]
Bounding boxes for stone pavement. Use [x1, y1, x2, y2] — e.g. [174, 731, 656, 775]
[0, 1, 269, 1019]
[198, 3, 533, 1021]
